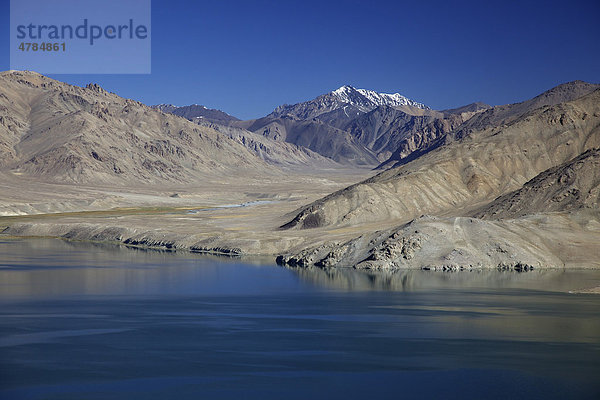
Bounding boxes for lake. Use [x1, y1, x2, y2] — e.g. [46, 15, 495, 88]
[0, 238, 599, 399]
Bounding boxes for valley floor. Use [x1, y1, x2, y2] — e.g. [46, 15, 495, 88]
[0, 168, 384, 256]
[2, 167, 599, 271]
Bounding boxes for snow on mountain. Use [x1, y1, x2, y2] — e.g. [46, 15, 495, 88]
[270, 85, 429, 120]
[333, 85, 428, 110]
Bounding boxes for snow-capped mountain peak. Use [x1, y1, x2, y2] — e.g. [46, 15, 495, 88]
[269, 85, 428, 120]
[332, 85, 428, 110]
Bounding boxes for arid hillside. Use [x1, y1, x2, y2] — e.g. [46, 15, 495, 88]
[2, 73, 598, 270]
[0, 71, 301, 184]
[283, 86, 600, 230]
[278, 149, 600, 269]
[474, 148, 600, 219]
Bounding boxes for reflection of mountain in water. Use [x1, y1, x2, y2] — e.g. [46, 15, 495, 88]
[0, 238, 276, 299]
[285, 266, 415, 291]
[284, 266, 588, 293]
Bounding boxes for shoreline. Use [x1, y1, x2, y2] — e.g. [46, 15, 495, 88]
[3, 233, 600, 295]
[3, 224, 600, 272]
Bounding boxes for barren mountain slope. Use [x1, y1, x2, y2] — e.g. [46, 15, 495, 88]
[151, 103, 340, 168]
[474, 148, 600, 219]
[226, 86, 489, 167]
[152, 103, 240, 124]
[282, 87, 600, 230]
[238, 102, 469, 166]
[231, 85, 438, 165]
[443, 102, 491, 115]
[454, 80, 600, 136]
[277, 149, 600, 269]
[378, 81, 600, 170]
[0, 71, 273, 184]
[277, 210, 600, 269]
[235, 115, 379, 165]
[192, 120, 339, 168]
[345, 105, 465, 163]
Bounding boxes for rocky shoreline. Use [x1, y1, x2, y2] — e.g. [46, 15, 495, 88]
[276, 211, 600, 270]
[0, 227, 558, 272]
[4, 209, 599, 271]
[1, 223, 248, 257]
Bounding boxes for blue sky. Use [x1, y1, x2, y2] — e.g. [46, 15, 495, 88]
[1, 0, 599, 119]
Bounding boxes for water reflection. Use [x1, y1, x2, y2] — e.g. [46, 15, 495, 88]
[283, 267, 600, 345]
[0, 238, 295, 299]
[283, 265, 600, 293]
[1, 239, 600, 400]
[1, 239, 600, 299]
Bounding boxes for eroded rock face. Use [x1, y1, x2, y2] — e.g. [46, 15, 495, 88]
[366, 232, 425, 262]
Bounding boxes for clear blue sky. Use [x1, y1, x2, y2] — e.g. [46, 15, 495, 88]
[1, 0, 599, 119]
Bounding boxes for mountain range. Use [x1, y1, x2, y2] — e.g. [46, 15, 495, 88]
[269, 85, 429, 120]
[157, 85, 485, 166]
[1, 70, 599, 270]
[282, 81, 600, 230]
[277, 83, 600, 268]
[0, 71, 339, 185]
[158, 82, 600, 172]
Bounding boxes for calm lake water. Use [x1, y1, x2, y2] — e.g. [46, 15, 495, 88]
[0, 238, 599, 400]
